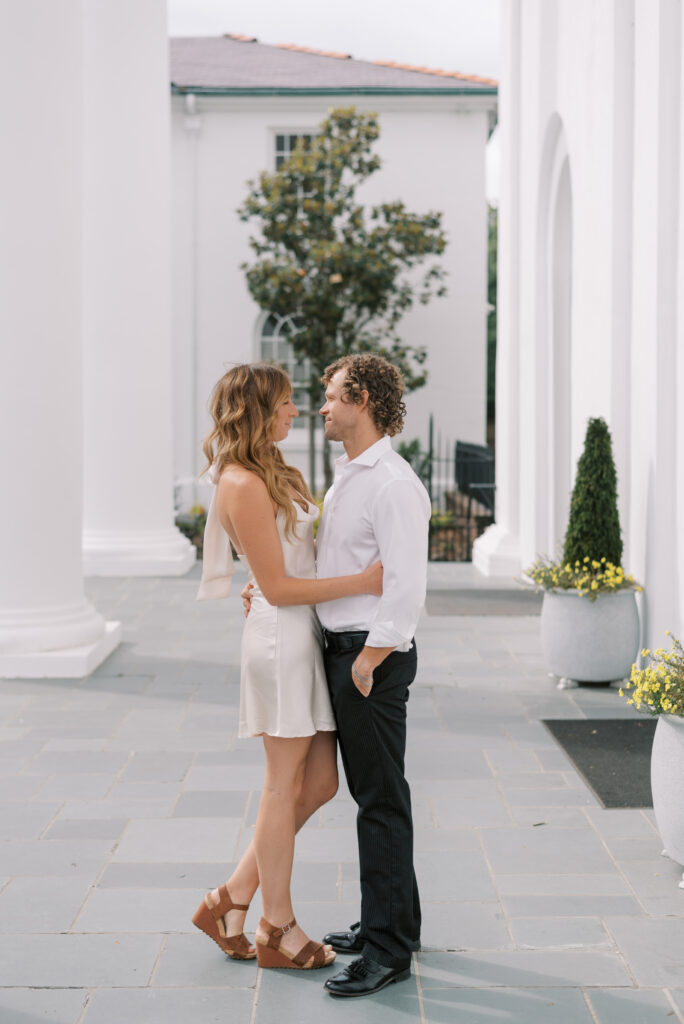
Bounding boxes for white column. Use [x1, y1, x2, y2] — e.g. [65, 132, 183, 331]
[629, 0, 680, 646]
[0, 0, 120, 678]
[473, 0, 522, 576]
[677, 6, 684, 643]
[609, 0, 635, 547]
[82, 0, 195, 576]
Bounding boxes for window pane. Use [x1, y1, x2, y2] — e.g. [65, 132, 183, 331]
[293, 386, 308, 425]
[259, 315, 308, 423]
[275, 135, 285, 150]
[262, 315, 276, 337]
[276, 155, 285, 170]
[289, 135, 298, 150]
[276, 339, 291, 362]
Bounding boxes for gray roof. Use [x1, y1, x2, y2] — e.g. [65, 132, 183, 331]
[170, 35, 498, 95]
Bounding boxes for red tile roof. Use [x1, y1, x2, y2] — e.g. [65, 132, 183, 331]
[372, 59, 497, 87]
[277, 42, 352, 61]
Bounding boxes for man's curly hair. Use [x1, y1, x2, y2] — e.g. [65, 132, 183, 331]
[322, 354, 406, 436]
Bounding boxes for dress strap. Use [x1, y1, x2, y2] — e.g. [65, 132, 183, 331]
[197, 464, 235, 601]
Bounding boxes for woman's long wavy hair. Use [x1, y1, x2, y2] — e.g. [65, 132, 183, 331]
[201, 363, 313, 539]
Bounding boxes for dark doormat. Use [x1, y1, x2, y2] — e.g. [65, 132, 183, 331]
[542, 718, 657, 808]
[426, 589, 543, 616]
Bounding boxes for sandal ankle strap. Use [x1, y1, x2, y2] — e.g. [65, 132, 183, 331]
[209, 884, 249, 916]
[259, 916, 296, 946]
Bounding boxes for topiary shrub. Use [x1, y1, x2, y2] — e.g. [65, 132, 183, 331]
[562, 417, 623, 567]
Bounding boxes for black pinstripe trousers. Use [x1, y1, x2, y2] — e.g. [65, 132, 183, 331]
[324, 638, 421, 969]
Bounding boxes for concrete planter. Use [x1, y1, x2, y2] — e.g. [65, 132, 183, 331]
[651, 715, 684, 882]
[540, 589, 640, 683]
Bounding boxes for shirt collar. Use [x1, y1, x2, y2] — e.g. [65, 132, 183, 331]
[335, 435, 391, 471]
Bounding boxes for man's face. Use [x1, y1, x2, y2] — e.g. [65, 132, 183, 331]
[320, 369, 362, 442]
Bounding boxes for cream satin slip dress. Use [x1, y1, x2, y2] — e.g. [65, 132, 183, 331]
[237, 499, 336, 738]
[198, 473, 336, 738]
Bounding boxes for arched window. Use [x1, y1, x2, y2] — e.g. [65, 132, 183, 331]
[259, 314, 311, 428]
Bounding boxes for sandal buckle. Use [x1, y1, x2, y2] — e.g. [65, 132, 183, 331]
[281, 921, 293, 933]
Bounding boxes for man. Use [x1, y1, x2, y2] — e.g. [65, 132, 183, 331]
[315, 354, 430, 998]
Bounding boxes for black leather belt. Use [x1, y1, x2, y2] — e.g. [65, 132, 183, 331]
[322, 628, 369, 653]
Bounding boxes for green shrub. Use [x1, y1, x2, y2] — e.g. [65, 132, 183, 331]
[562, 417, 623, 566]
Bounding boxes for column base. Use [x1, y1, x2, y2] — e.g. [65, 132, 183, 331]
[83, 528, 196, 577]
[0, 620, 121, 678]
[472, 523, 522, 577]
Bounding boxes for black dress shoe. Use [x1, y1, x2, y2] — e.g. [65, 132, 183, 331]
[323, 921, 421, 955]
[324, 956, 411, 998]
[322, 922, 363, 954]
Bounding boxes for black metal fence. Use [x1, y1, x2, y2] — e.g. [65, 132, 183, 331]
[403, 417, 496, 562]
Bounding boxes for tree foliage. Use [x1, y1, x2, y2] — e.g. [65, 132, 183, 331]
[238, 107, 448, 487]
[562, 417, 623, 566]
[486, 205, 497, 429]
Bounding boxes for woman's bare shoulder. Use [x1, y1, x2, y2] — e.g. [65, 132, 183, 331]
[216, 465, 269, 502]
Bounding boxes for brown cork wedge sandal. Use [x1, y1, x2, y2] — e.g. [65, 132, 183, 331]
[256, 917, 336, 970]
[192, 884, 256, 960]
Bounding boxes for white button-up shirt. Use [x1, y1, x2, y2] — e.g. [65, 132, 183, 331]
[316, 436, 431, 650]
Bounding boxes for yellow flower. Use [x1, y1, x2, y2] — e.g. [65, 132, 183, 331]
[591, 581, 598, 590]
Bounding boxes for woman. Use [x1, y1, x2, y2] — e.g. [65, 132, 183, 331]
[192, 363, 382, 971]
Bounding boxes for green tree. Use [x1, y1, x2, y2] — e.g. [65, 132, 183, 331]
[562, 417, 623, 566]
[487, 205, 497, 437]
[239, 107, 447, 490]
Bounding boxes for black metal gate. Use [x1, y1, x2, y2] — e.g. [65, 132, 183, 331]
[406, 417, 496, 562]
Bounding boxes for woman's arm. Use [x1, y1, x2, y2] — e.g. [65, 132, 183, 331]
[218, 471, 381, 608]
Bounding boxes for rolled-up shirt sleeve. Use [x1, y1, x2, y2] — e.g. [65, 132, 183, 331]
[366, 478, 430, 650]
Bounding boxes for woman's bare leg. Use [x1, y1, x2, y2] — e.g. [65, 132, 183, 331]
[255, 734, 311, 922]
[253, 733, 332, 960]
[213, 731, 338, 949]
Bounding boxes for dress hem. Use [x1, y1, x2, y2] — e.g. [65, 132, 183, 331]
[238, 723, 337, 739]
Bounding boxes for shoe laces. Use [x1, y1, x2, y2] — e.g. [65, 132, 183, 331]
[347, 957, 374, 979]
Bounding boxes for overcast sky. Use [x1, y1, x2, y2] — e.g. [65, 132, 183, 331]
[167, 0, 501, 80]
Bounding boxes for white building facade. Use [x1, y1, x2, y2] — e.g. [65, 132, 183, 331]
[169, 36, 497, 504]
[474, 0, 684, 648]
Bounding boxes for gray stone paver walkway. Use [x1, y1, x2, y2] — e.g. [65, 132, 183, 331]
[1, 563, 684, 1023]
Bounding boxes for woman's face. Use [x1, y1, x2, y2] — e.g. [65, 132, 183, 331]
[272, 392, 299, 441]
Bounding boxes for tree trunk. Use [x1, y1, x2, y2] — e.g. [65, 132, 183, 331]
[308, 391, 316, 494]
[323, 435, 333, 491]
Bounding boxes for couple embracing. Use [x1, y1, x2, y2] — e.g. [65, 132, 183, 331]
[193, 354, 429, 999]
